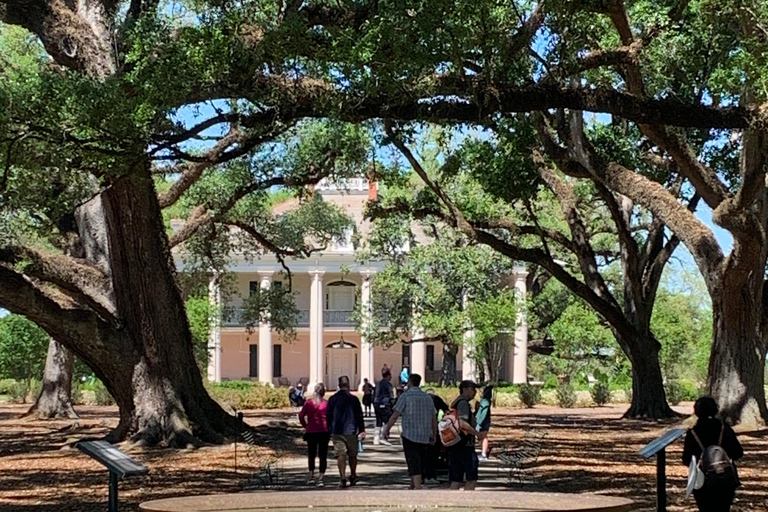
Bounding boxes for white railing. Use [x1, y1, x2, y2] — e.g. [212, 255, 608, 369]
[221, 309, 356, 327]
[222, 308, 311, 327]
[324, 310, 356, 326]
[317, 177, 369, 191]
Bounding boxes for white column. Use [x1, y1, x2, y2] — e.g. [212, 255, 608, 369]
[411, 329, 427, 382]
[461, 331, 476, 382]
[461, 292, 476, 382]
[511, 268, 529, 384]
[359, 270, 375, 390]
[309, 270, 325, 386]
[258, 271, 274, 385]
[207, 271, 222, 383]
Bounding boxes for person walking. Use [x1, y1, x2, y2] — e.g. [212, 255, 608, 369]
[362, 378, 374, 417]
[400, 366, 410, 386]
[383, 374, 437, 490]
[298, 383, 330, 487]
[327, 375, 366, 488]
[447, 380, 480, 490]
[682, 396, 743, 512]
[475, 385, 493, 460]
[424, 388, 450, 483]
[373, 368, 395, 445]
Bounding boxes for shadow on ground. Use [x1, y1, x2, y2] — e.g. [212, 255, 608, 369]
[1, 403, 767, 512]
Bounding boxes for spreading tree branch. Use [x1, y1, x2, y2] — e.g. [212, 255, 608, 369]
[0, 247, 117, 323]
[605, 163, 724, 281]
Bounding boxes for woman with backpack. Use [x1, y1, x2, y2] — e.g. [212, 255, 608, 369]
[475, 385, 493, 461]
[682, 396, 743, 512]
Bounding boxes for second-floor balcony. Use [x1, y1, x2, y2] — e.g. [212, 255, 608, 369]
[222, 308, 356, 328]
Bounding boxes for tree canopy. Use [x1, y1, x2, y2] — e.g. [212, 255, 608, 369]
[1, 0, 767, 439]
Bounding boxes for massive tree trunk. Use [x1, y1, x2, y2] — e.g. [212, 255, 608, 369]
[94, 166, 240, 446]
[26, 339, 78, 419]
[619, 333, 675, 418]
[708, 273, 768, 428]
[0, 0, 240, 445]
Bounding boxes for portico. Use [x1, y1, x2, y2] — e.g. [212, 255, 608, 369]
[206, 264, 529, 388]
[190, 177, 530, 389]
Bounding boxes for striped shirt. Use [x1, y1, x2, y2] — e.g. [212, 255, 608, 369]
[393, 386, 436, 444]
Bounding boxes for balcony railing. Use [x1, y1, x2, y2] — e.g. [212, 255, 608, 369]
[324, 310, 355, 326]
[221, 308, 355, 327]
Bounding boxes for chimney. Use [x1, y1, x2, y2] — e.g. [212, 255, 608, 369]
[368, 179, 378, 201]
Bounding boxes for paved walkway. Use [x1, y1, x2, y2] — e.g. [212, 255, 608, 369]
[263, 416, 512, 490]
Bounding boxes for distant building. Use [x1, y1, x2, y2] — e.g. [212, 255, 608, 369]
[176, 178, 528, 389]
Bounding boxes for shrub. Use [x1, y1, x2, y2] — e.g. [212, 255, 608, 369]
[9, 380, 30, 403]
[591, 381, 611, 406]
[519, 384, 541, 408]
[210, 381, 290, 409]
[29, 379, 42, 401]
[495, 391, 521, 408]
[71, 382, 84, 405]
[556, 384, 577, 408]
[665, 380, 700, 405]
[542, 375, 558, 389]
[0, 379, 16, 395]
[93, 380, 115, 406]
[679, 379, 701, 401]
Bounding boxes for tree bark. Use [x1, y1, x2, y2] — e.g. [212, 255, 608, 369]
[95, 165, 240, 446]
[619, 333, 675, 418]
[441, 344, 458, 386]
[26, 339, 78, 419]
[708, 279, 768, 428]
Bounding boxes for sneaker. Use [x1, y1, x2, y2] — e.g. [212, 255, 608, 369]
[316, 481, 324, 488]
[380, 438, 392, 446]
[478, 454, 488, 462]
[308, 478, 316, 486]
[349, 475, 358, 487]
[339, 479, 347, 489]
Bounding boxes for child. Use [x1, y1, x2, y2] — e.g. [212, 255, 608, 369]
[475, 385, 493, 460]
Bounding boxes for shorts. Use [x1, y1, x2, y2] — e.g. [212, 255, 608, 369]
[332, 434, 359, 458]
[363, 395, 373, 407]
[447, 445, 479, 483]
[374, 403, 393, 427]
[401, 437, 430, 477]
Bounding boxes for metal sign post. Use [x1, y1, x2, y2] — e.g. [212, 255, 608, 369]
[639, 428, 686, 512]
[77, 440, 149, 512]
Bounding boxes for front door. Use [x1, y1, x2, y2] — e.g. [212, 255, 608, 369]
[326, 345, 359, 390]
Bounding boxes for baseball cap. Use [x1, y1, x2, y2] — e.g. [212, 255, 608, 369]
[458, 380, 479, 392]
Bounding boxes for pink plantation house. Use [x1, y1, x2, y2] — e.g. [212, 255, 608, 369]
[177, 178, 529, 390]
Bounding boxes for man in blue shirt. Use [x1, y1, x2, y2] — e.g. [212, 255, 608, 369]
[373, 368, 394, 445]
[327, 375, 366, 488]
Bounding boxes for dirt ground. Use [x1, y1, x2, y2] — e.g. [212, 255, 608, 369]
[1, 402, 766, 512]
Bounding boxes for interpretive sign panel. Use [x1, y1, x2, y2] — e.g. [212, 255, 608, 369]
[77, 440, 148, 477]
[639, 428, 687, 512]
[639, 428, 686, 459]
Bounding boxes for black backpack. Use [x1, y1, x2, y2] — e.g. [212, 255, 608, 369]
[692, 425, 738, 488]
